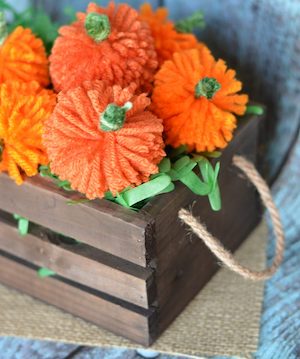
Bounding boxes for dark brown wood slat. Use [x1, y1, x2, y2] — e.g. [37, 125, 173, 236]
[157, 184, 260, 331]
[0, 174, 152, 267]
[142, 117, 262, 264]
[0, 217, 154, 308]
[145, 115, 262, 333]
[0, 253, 157, 346]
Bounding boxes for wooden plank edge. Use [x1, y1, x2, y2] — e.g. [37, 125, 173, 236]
[0, 251, 158, 346]
[0, 173, 151, 267]
[0, 215, 156, 309]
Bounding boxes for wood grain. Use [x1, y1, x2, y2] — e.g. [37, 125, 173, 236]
[0, 174, 152, 267]
[0, 214, 154, 308]
[146, 115, 262, 332]
[0, 253, 156, 346]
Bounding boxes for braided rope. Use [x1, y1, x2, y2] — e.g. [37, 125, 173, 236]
[179, 155, 285, 281]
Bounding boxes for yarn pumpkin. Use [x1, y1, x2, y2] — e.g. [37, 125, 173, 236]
[140, 3, 203, 65]
[0, 81, 56, 185]
[0, 20, 49, 86]
[152, 46, 249, 152]
[43, 80, 165, 199]
[50, 2, 158, 93]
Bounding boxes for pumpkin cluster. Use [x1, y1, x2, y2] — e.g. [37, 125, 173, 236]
[1, 2, 249, 202]
[0, 11, 54, 184]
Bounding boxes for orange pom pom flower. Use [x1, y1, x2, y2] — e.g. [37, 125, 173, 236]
[152, 46, 249, 152]
[140, 3, 202, 65]
[43, 80, 165, 199]
[0, 81, 56, 184]
[50, 2, 158, 93]
[0, 13, 49, 86]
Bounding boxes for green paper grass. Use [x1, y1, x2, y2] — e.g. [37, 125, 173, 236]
[246, 105, 264, 116]
[40, 150, 222, 212]
[38, 267, 56, 278]
[13, 214, 29, 236]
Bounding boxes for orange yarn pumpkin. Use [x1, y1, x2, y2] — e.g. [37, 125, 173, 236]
[50, 2, 158, 93]
[0, 81, 56, 185]
[140, 3, 202, 65]
[0, 26, 49, 86]
[152, 46, 249, 152]
[43, 80, 165, 199]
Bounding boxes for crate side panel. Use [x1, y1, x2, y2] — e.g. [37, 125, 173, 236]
[0, 216, 155, 308]
[157, 171, 259, 329]
[153, 116, 261, 332]
[0, 253, 157, 346]
[0, 175, 151, 267]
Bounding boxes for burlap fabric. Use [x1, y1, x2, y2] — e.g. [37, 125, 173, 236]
[0, 222, 268, 358]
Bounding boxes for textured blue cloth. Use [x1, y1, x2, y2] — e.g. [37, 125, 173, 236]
[256, 134, 300, 359]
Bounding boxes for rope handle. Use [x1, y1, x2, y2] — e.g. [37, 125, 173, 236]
[179, 155, 285, 281]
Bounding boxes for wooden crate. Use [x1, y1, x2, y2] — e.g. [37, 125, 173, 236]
[0, 114, 262, 346]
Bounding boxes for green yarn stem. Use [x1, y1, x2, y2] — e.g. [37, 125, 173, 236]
[195, 77, 221, 99]
[100, 102, 133, 132]
[0, 12, 8, 45]
[85, 12, 111, 42]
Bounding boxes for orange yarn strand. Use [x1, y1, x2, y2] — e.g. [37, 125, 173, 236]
[50, 2, 158, 93]
[140, 3, 204, 65]
[152, 47, 249, 152]
[0, 81, 56, 184]
[43, 80, 165, 199]
[0, 26, 49, 86]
